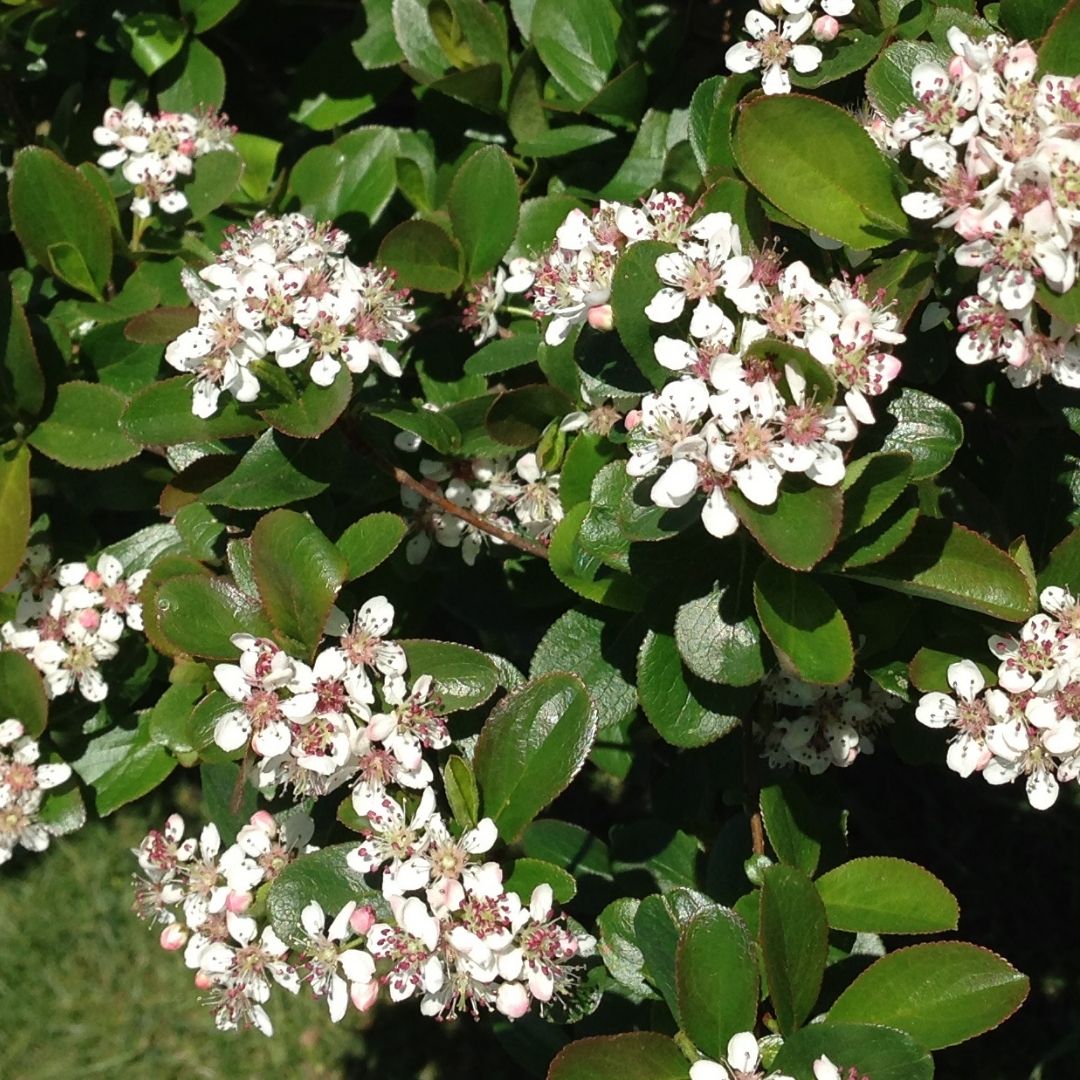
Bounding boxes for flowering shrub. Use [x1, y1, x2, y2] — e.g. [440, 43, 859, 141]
[3, 0, 1080, 1076]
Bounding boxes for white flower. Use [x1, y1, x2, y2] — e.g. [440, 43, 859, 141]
[300, 900, 377, 1022]
[725, 10, 822, 96]
[915, 660, 992, 777]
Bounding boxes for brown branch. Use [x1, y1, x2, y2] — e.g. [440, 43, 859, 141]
[341, 418, 551, 561]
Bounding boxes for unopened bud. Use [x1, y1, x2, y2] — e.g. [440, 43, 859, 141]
[160, 924, 188, 951]
[624, 409, 642, 431]
[586, 303, 614, 331]
[83, 570, 103, 590]
[948, 56, 969, 80]
[248, 809, 276, 833]
[77, 608, 101, 630]
[350, 905, 376, 936]
[226, 890, 253, 913]
[812, 15, 839, 41]
[350, 980, 379, 1012]
[194, 970, 214, 991]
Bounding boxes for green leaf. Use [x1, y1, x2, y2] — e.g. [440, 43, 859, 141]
[102, 524, 187, 573]
[289, 34, 393, 131]
[634, 889, 714, 1022]
[510, 194, 584, 260]
[531, 0, 619, 102]
[179, 0, 243, 33]
[27, 382, 139, 470]
[843, 519, 1035, 621]
[200, 761, 257, 842]
[689, 74, 746, 175]
[180, 149, 243, 220]
[675, 585, 766, 688]
[448, 147, 519, 280]
[548, 502, 644, 611]
[729, 479, 843, 571]
[486, 384, 574, 448]
[598, 898, 654, 1000]
[199, 430, 329, 509]
[267, 844, 383, 947]
[474, 672, 598, 841]
[879, 389, 963, 480]
[530, 609, 637, 730]
[816, 857, 959, 935]
[1039, 0, 1080, 76]
[505, 858, 576, 905]
[257, 370, 351, 440]
[337, 512, 407, 580]
[10, 148, 112, 299]
[1039, 525, 1080, 593]
[773, 1023, 934, 1080]
[548, 1033, 691, 1080]
[610, 240, 675, 389]
[290, 127, 398, 225]
[0, 279, 44, 417]
[233, 134, 282, 201]
[791, 28, 887, 90]
[155, 574, 274, 659]
[1035, 279, 1080, 326]
[833, 496, 920, 570]
[908, 645, 996, 695]
[865, 41, 951, 121]
[862, 249, 935, 331]
[841, 452, 912, 536]
[760, 864, 828, 1035]
[124, 306, 199, 345]
[251, 510, 346, 655]
[0, 650, 48, 737]
[522, 819, 612, 879]
[637, 630, 749, 747]
[378, 219, 463, 293]
[148, 682, 207, 755]
[121, 13, 187, 75]
[759, 778, 828, 877]
[443, 754, 480, 830]
[734, 94, 908, 248]
[354, 0, 405, 67]
[676, 906, 760, 1061]
[398, 639, 499, 712]
[392, 0, 450, 77]
[0, 444, 30, 590]
[73, 714, 177, 816]
[122, 377, 266, 445]
[754, 561, 855, 685]
[157, 39, 226, 111]
[828, 942, 1029, 1049]
[999, 0, 1062, 38]
[465, 329, 541, 376]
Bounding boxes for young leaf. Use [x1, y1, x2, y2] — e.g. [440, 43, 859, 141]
[474, 672, 598, 841]
[337, 512, 407, 580]
[815, 857, 959, 935]
[760, 864, 828, 1034]
[879, 389, 963, 480]
[828, 942, 1029, 1049]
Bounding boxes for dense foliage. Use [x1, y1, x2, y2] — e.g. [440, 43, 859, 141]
[2, 0, 1080, 1076]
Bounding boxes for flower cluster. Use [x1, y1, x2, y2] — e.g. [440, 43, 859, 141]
[93, 100, 235, 218]
[395, 441, 564, 563]
[131, 810, 314, 1035]
[166, 212, 412, 417]
[916, 586, 1080, 810]
[760, 671, 900, 774]
[625, 203, 903, 538]
[882, 28, 1080, 388]
[724, 0, 855, 96]
[1, 546, 145, 702]
[690, 1032, 793, 1080]
[0, 719, 79, 866]
[460, 259, 535, 345]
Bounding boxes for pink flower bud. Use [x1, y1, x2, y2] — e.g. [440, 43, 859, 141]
[226, 890, 253, 913]
[350, 980, 379, 1012]
[496, 982, 531, 1019]
[624, 409, 642, 431]
[248, 809, 276, 833]
[83, 570, 103, 590]
[813, 15, 839, 41]
[350, 905, 376, 936]
[586, 303, 614, 331]
[948, 56, 969, 80]
[77, 608, 101, 631]
[194, 970, 214, 991]
[160, 924, 188, 951]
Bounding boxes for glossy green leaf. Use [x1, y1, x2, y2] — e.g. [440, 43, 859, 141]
[124, 306, 199, 345]
[121, 13, 187, 75]
[522, 819, 612, 879]
[73, 714, 177, 816]
[729, 479, 843, 571]
[1039, 525, 1080, 592]
[337, 512, 407, 580]
[675, 585, 766, 688]
[548, 503, 644, 611]
[448, 146, 519, 280]
[378, 219, 463, 293]
[879, 388, 963, 480]
[634, 889, 714, 1022]
[27, 382, 139, 470]
[290, 128, 398, 224]
[862, 249, 935, 330]
[505, 857, 576, 905]
[122, 377, 266, 445]
[0, 444, 30, 591]
[865, 41, 950, 121]
[547, 1033, 690, 1080]
[843, 519, 1035, 621]
[179, 0, 243, 33]
[531, 0, 619, 102]
[598, 898, 654, 1000]
[486, 384, 574, 448]
[0, 280, 44, 418]
[155, 574, 274, 659]
[474, 672, 597, 841]
[734, 94, 908, 248]
[610, 240, 675, 389]
[257, 369, 352, 439]
[267, 844, 383, 947]
[200, 429, 329, 509]
[841, 452, 912, 537]
[754, 561, 855, 685]
[10, 148, 113, 299]
[760, 865, 828, 1034]
[398, 639, 499, 712]
[759, 778, 823, 877]
[676, 906, 759, 1060]
[772, 1022, 934, 1080]
[157, 39, 226, 111]
[392, 0, 449, 77]
[1039, 0, 1080, 76]
[816, 857, 959, 935]
[251, 510, 346, 655]
[0, 650, 48, 738]
[147, 682, 207, 755]
[828, 942, 1029, 1049]
[182, 149, 243, 220]
[443, 754, 480, 830]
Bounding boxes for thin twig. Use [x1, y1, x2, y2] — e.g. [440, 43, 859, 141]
[744, 698, 766, 858]
[341, 418, 551, 561]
